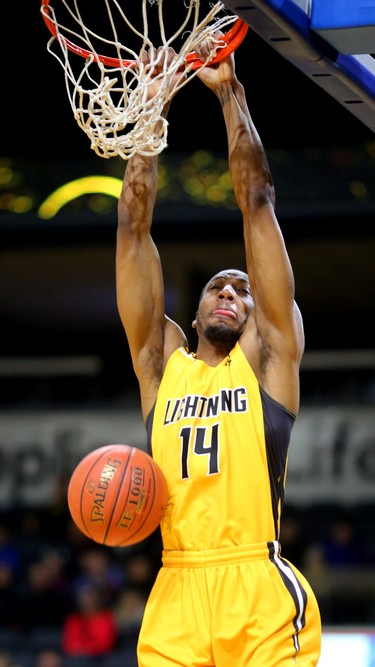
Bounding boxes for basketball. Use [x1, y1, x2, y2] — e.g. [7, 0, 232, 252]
[67, 444, 169, 547]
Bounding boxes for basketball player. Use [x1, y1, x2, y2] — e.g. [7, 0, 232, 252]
[116, 44, 322, 667]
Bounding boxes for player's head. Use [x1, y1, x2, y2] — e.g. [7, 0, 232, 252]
[193, 269, 253, 349]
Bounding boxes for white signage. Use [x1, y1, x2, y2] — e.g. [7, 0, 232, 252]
[0, 408, 145, 507]
[286, 407, 375, 505]
[0, 406, 374, 507]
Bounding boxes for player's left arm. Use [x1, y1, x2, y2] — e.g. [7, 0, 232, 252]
[226, 76, 304, 413]
[198, 53, 304, 413]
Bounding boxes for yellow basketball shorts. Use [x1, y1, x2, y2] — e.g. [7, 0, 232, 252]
[137, 541, 321, 667]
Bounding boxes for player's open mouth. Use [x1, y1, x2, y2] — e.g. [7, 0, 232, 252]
[213, 309, 236, 319]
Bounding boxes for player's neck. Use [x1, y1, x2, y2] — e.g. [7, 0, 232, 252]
[194, 340, 233, 367]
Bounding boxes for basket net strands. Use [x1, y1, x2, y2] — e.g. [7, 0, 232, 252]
[41, 0, 243, 159]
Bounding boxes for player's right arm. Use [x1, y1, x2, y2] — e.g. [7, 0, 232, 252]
[116, 152, 163, 392]
[116, 48, 189, 419]
[116, 153, 183, 419]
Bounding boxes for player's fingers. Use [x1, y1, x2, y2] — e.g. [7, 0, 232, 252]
[194, 40, 214, 61]
[213, 30, 224, 40]
[153, 46, 177, 72]
[194, 30, 224, 62]
[140, 45, 156, 68]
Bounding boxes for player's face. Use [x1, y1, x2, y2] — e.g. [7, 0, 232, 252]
[195, 270, 253, 343]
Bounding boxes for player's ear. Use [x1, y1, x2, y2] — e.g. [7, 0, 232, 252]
[192, 319, 197, 329]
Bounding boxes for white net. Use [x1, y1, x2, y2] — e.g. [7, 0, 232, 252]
[41, 0, 241, 159]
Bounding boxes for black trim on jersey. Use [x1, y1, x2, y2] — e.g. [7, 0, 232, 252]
[260, 387, 295, 540]
[145, 405, 156, 456]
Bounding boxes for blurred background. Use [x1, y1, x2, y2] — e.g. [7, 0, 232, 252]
[0, 1, 374, 665]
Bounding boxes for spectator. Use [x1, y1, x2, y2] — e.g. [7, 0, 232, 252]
[34, 650, 66, 667]
[17, 558, 70, 630]
[72, 547, 125, 606]
[0, 522, 22, 575]
[114, 587, 147, 639]
[124, 553, 155, 597]
[0, 562, 22, 630]
[279, 510, 308, 570]
[301, 544, 334, 622]
[38, 549, 72, 607]
[62, 583, 118, 657]
[0, 653, 21, 667]
[302, 515, 368, 625]
[15, 509, 56, 568]
[322, 516, 365, 567]
[63, 519, 93, 578]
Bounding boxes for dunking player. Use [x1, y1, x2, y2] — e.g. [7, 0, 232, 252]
[116, 42, 322, 667]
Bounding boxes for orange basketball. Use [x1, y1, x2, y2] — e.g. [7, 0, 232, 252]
[67, 444, 169, 547]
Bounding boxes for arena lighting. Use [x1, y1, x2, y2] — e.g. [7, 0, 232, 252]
[37, 175, 122, 219]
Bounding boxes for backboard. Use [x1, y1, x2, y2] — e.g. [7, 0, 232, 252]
[223, 0, 375, 133]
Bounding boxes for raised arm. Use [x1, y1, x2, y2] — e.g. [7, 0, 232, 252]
[116, 48, 188, 419]
[116, 153, 165, 418]
[117, 154, 187, 419]
[197, 54, 304, 413]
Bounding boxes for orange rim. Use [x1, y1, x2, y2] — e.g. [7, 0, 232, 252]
[187, 18, 248, 70]
[41, 0, 248, 68]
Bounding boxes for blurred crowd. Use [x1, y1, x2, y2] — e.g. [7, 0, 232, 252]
[0, 479, 161, 667]
[0, 480, 374, 666]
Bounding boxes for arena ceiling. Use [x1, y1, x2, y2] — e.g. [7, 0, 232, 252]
[0, 1, 374, 401]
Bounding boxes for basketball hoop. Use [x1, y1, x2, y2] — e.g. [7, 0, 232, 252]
[40, 0, 248, 159]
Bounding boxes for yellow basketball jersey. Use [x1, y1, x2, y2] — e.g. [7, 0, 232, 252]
[147, 342, 295, 551]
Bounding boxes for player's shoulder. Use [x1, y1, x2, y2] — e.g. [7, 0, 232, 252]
[163, 316, 188, 368]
